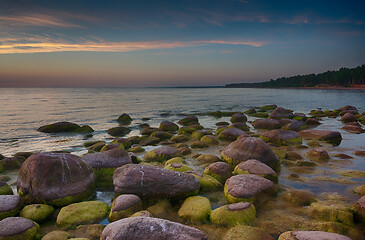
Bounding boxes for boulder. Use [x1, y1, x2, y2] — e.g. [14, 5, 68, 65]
[109, 138, 133, 149]
[298, 130, 342, 146]
[82, 148, 132, 169]
[38, 122, 93, 133]
[143, 146, 181, 162]
[282, 120, 308, 131]
[150, 131, 173, 140]
[116, 113, 132, 125]
[252, 119, 281, 130]
[178, 116, 199, 126]
[171, 134, 190, 143]
[196, 154, 221, 165]
[191, 173, 223, 192]
[106, 126, 131, 137]
[234, 159, 277, 183]
[260, 129, 302, 146]
[109, 194, 142, 222]
[0, 157, 21, 172]
[305, 149, 330, 161]
[0, 182, 13, 195]
[341, 113, 357, 123]
[178, 196, 211, 223]
[57, 201, 109, 230]
[113, 164, 200, 199]
[278, 231, 351, 240]
[0, 195, 22, 220]
[269, 107, 293, 119]
[354, 196, 365, 223]
[42, 230, 69, 240]
[221, 137, 280, 171]
[223, 225, 274, 240]
[230, 113, 247, 123]
[192, 130, 212, 140]
[17, 153, 95, 207]
[230, 122, 250, 132]
[165, 163, 193, 172]
[251, 112, 269, 118]
[218, 128, 249, 141]
[190, 140, 209, 149]
[0, 217, 39, 240]
[204, 162, 232, 183]
[159, 121, 179, 132]
[200, 135, 219, 145]
[131, 211, 153, 217]
[305, 118, 321, 126]
[20, 204, 54, 223]
[71, 224, 106, 240]
[210, 202, 256, 226]
[224, 174, 276, 203]
[101, 217, 207, 240]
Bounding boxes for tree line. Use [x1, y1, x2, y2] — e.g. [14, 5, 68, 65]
[225, 65, 365, 88]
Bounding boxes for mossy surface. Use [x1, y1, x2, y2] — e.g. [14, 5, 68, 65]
[56, 201, 109, 230]
[20, 204, 54, 223]
[108, 199, 142, 222]
[309, 201, 353, 226]
[193, 174, 223, 192]
[164, 163, 193, 172]
[41, 230, 69, 240]
[0, 183, 13, 195]
[224, 183, 254, 203]
[178, 196, 211, 223]
[164, 157, 185, 166]
[210, 202, 256, 226]
[224, 225, 274, 240]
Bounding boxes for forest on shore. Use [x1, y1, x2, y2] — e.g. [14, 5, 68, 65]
[225, 65, 365, 88]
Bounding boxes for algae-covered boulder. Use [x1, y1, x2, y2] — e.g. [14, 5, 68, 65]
[38, 122, 93, 133]
[230, 122, 250, 132]
[298, 130, 342, 146]
[192, 130, 213, 140]
[20, 204, 54, 223]
[190, 140, 209, 149]
[282, 120, 308, 131]
[210, 202, 256, 226]
[42, 230, 69, 240]
[221, 137, 280, 172]
[72, 224, 106, 240]
[269, 107, 293, 119]
[309, 201, 353, 226]
[230, 113, 247, 123]
[0, 182, 13, 195]
[143, 146, 180, 162]
[116, 113, 132, 125]
[106, 126, 131, 137]
[200, 135, 219, 145]
[178, 196, 211, 223]
[305, 149, 330, 161]
[57, 201, 109, 230]
[234, 159, 278, 183]
[0, 217, 39, 240]
[224, 174, 276, 203]
[0, 195, 22, 220]
[260, 130, 302, 146]
[204, 162, 232, 183]
[178, 115, 199, 126]
[109, 194, 142, 222]
[159, 121, 179, 132]
[171, 134, 190, 143]
[223, 225, 274, 240]
[353, 196, 365, 223]
[113, 164, 200, 199]
[150, 131, 173, 140]
[341, 113, 357, 123]
[165, 163, 193, 172]
[101, 217, 207, 240]
[278, 231, 351, 240]
[131, 210, 153, 217]
[252, 119, 281, 130]
[218, 128, 249, 141]
[196, 154, 221, 165]
[192, 173, 223, 192]
[17, 153, 95, 207]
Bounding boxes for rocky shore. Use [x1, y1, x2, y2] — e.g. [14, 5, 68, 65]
[0, 105, 364, 240]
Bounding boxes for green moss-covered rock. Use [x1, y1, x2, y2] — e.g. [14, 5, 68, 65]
[191, 130, 212, 140]
[42, 230, 69, 240]
[37, 122, 81, 133]
[223, 225, 274, 240]
[0, 182, 13, 195]
[305, 149, 330, 161]
[110, 138, 132, 149]
[259, 105, 277, 111]
[230, 113, 247, 123]
[108, 194, 142, 222]
[87, 142, 105, 152]
[178, 196, 211, 223]
[116, 113, 132, 125]
[171, 134, 190, 143]
[204, 162, 232, 183]
[56, 201, 109, 230]
[210, 202, 256, 226]
[106, 126, 131, 137]
[252, 112, 269, 118]
[192, 173, 223, 192]
[20, 204, 54, 223]
[150, 131, 173, 140]
[190, 140, 209, 149]
[200, 135, 219, 145]
[353, 196, 365, 223]
[146, 200, 177, 220]
[73, 125, 94, 133]
[196, 154, 221, 165]
[164, 163, 193, 172]
[0, 217, 39, 240]
[178, 126, 196, 135]
[281, 189, 317, 206]
[309, 201, 353, 226]
[143, 146, 180, 162]
[164, 157, 185, 166]
[72, 224, 105, 240]
[315, 222, 362, 240]
[128, 145, 145, 153]
[260, 130, 302, 146]
[159, 121, 179, 132]
[178, 116, 199, 126]
[353, 184, 365, 196]
[218, 128, 248, 142]
[130, 210, 152, 217]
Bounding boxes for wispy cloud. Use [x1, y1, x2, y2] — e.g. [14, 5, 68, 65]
[0, 38, 266, 54]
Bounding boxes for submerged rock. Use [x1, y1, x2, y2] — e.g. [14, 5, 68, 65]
[38, 121, 93, 134]
[305, 149, 330, 161]
[17, 153, 95, 207]
[210, 202, 256, 226]
[298, 129, 342, 146]
[113, 164, 200, 199]
[221, 137, 280, 171]
[309, 200, 353, 226]
[101, 217, 207, 240]
[0, 217, 39, 240]
[278, 231, 351, 240]
[260, 129, 302, 146]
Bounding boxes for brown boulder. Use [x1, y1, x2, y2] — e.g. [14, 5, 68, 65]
[341, 113, 358, 123]
[252, 119, 281, 130]
[204, 162, 232, 183]
[101, 217, 207, 240]
[17, 153, 95, 207]
[221, 137, 280, 172]
[113, 164, 200, 199]
[269, 107, 293, 119]
[354, 195, 365, 223]
[218, 128, 249, 141]
[298, 130, 342, 146]
[82, 148, 132, 168]
[278, 231, 351, 240]
[260, 129, 302, 146]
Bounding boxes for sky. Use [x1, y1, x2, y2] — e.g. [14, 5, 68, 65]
[0, 0, 364, 87]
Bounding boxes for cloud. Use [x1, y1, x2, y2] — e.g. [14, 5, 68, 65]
[0, 38, 266, 54]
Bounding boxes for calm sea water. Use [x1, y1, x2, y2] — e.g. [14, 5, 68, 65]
[0, 87, 364, 156]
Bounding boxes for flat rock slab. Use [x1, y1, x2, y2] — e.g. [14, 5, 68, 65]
[101, 217, 207, 240]
[82, 148, 132, 169]
[279, 231, 351, 240]
[298, 130, 342, 146]
[221, 137, 280, 171]
[113, 164, 200, 199]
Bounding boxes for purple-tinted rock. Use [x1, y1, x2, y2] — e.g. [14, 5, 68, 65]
[269, 107, 293, 119]
[0, 217, 38, 239]
[279, 231, 351, 240]
[298, 130, 342, 146]
[204, 162, 232, 183]
[159, 121, 179, 132]
[260, 129, 302, 146]
[218, 128, 249, 141]
[82, 148, 132, 169]
[252, 119, 281, 130]
[230, 113, 247, 123]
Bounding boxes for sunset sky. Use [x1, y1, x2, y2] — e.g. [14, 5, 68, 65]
[0, 0, 364, 87]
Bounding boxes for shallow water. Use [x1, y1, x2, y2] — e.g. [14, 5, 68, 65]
[1, 87, 365, 238]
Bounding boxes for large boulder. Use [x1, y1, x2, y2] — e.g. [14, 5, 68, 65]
[106, 126, 131, 137]
[57, 201, 109, 230]
[113, 164, 200, 199]
[178, 196, 211, 223]
[224, 174, 276, 203]
[278, 231, 351, 240]
[143, 146, 181, 162]
[218, 128, 249, 141]
[221, 137, 280, 172]
[0, 217, 39, 240]
[159, 121, 179, 132]
[252, 119, 281, 130]
[109, 194, 142, 222]
[38, 122, 93, 134]
[298, 130, 342, 146]
[20, 204, 54, 223]
[17, 153, 95, 207]
[234, 159, 278, 183]
[269, 107, 293, 119]
[101, 217, 207, 240]
[210, 202, 256, 226]
[0, 195, 22, 220]
[260, 129, 302, 146]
